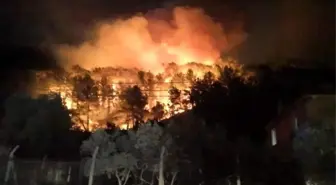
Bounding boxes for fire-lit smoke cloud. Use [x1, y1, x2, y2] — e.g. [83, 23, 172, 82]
[56, 7, 247, 73]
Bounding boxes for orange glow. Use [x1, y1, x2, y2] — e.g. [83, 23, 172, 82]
[36, 62, 241, 131]
[55, 7, 247, 73]
[35, 7, 248, 131]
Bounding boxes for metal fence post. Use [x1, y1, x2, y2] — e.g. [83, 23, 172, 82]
[4, 145, 19, 185]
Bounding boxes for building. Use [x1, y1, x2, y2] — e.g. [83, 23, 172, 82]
[265, 95, 316, 160]
[265, 95, 335, 161]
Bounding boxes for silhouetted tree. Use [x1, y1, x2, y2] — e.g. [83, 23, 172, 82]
[168, 86, 182, 115]
[72, 74, 98, 130]
[100, 76, 114, 116]
[119, 85, 148, 128]
[190, 66, 278, 142]
[155, 73, 164, 84]
[1, 93, 72, 156]
[73, 74, 98, 102]
[151, 102, 166, 121]
[172, 72, 185, 83]
[138, 71, 155, 107]
[186, 69, 195, 84]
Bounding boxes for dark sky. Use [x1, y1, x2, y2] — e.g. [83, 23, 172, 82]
[0, 0, 246, 46]
[0, 0, 334, 69]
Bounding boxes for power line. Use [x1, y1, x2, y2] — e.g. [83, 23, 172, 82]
[108, 81, 193, 84]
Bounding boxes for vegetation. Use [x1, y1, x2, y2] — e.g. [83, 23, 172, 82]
[81, 123, 179, 185]
[0, 62, 334, 185]
[293, 96, 335, 184]
[72, 74, 99, 130]
[1, 93, 72, 155]
[118, 85, 148, 128]
[0, 93, 89, 159]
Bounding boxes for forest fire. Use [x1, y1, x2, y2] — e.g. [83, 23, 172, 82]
[34, 61, 242, 131]
[34, 6, 247, 131]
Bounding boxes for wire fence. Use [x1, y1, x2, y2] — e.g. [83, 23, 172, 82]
[0, 158, 84, 185]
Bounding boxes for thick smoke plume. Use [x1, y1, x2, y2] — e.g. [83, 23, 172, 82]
[56, 7, 247, 73]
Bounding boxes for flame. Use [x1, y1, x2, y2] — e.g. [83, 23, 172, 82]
[35, 7, 248, 131]
[36, 62, 238, 131]
[120, 124, 128, 130]
[55, 7, 246, 73]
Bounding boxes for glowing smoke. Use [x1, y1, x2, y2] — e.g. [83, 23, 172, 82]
[56, 7, 247, 73]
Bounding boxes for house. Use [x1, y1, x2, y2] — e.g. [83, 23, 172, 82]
[265, 95, 316, 160]
[266, 94, 335, 161]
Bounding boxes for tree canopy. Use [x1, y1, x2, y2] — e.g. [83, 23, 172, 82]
[81, 122, 178, 185]
[293, 96, 335, 184]
[119, 85, 148, 126]
[1, 93, 72, 156]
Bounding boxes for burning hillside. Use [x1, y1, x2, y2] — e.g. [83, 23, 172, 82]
[34, 6, 247, 131]
[34, 60, 243, 131]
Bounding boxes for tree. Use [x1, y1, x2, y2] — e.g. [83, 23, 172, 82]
[164, 63, 179, 76]
[151, 102, 166, 121]
[190, 66, 280, 142]
[100, 76, 114, 117]
[81, 128, 137, 185]
[202, 71, 215, 85]
[138, 71, 155, 107]
[293, 96, 335, 185]
[155, 73, 164, 84]
[168, 87, 182, 116]
[138, 71, 146, 86]
[188, 66, 284, 184]
[119, 86, 148, 128]
[73, 74, 98, 102]
[186, 69, 195, 84]
[81, 123, 179, 185]
[293, 125, 334, 185]
[171, 73, 185, 83]
[138, 71, 155, 91]
[133, 123, 178, 185]
[1, 93, 72, 156]
[72, 74, 99, 130]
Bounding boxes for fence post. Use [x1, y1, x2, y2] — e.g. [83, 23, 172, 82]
[4, 145, 19, 185]
[41, 155, 47, 170]
[39, 155, 47, 182]
[67, 166, 72, 183]
[88, 146, 99, 185]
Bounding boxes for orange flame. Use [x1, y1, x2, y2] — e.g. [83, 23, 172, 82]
[36, 7, 247, 131]
[56, 7, 247, 73]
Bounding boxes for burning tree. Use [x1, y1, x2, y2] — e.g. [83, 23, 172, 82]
[32, 58, 240, 130]
[168, 86, 182, 116]
[118, 86, 148, 128]
[32, 5, 249, 130]
[186, 69, 195, 84]
[72, 74, 99, 131]
[150, 102, 166, 121]
[138, 71, 155, 90]
[99, 76, 115, 117]
[138, 71, 156, 107]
